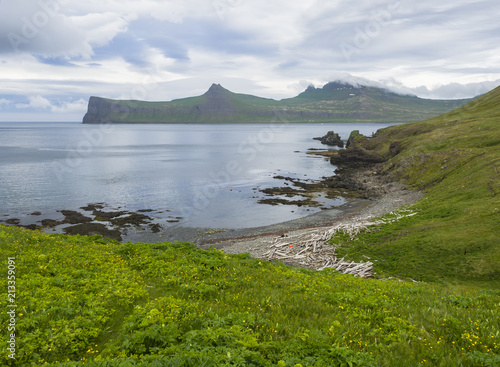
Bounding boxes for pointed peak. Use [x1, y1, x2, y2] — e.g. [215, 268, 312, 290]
[206, 83, 228, 93]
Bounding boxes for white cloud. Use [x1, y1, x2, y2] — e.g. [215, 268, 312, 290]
[15, 95, 88, 113]
[0, 0, 91, 57]
[51, 98, 88, 113]
[16, 95, 52, 109]
[1, 0, 500, 122]
[70, 12, 131, 49]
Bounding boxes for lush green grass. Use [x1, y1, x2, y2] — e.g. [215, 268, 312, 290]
[333, 86, 500, 284]
[3, 86, 499, 365]
[1, 225, 499, 366]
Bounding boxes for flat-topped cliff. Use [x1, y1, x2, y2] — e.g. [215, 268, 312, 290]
[83, 82, 471, 124]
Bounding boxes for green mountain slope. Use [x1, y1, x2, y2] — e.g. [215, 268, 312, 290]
[332, 85, 500, 283]
[82, 82, 470, 124]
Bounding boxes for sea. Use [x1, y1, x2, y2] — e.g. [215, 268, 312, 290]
[0, 122, 396, 229]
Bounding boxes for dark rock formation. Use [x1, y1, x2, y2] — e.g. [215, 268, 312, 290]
[346, 130, 369, 148]
[110, 213, 152, 227]
[326, 174, 365, 193]
[330, 146, 387, 165]
[325, 166, 386, 199]
[60, 210, 92, 224]
[41, 219, 62, 227]
[63, 223, 122, 242]
[313, 131, 344, 147]
[82, 96, 115, 124]
[329, 130, 387, 168]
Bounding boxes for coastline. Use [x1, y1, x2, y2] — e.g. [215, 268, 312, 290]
[123, 166, 423, 260]
[121, 198, 372, 245]
[0, 164, 423, 254]
[202, 172, 422, 258]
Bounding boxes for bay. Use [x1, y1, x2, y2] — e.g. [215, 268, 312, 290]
[0, 122, 396, 229]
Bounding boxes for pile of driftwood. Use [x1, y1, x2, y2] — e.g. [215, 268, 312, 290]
[261, 210, 417, 278]
[261, 220, 374, 277]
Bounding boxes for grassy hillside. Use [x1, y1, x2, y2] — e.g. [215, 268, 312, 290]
[1, 85, 499, 366]
[1, 225, 499, 366]
[283, 83, 469, 123]
[83, 82, 470, 124]
[332, 86, 500, 283]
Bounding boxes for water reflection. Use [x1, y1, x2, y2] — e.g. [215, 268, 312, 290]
[0, 122, 396, 228]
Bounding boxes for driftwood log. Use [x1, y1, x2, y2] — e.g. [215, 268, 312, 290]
[261, 210, 417, 278]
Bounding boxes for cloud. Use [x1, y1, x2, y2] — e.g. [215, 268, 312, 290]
[0, 0, 91, 57]
[0, 1, 130, 58]
[408, 80, 500, 100]
[51, 98, 88, 113]
[93, 33, 152, 68]
[16, 95, 52, 109]
[296, 0, 500, 79]
[1, 0, 500, 123]
[70, 12, 131, 49]
[15, 95, 87, 113]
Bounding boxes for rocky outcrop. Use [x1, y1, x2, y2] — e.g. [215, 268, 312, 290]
[346, 130, 369, 148]
[330, 131, 387, 167]
[313, 131, 344, 147]
[82, 96, 139, 124]
[330, 146, 387, 165]
[82, 96, 111, 124]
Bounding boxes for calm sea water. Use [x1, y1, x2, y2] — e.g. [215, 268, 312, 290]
[0, 122, 395, 229]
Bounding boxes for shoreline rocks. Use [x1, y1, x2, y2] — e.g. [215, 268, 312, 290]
[330, 130, 388, 166]
[330, 146, 387, 165]
[0, 129, 413, 245]
[313, 131, 344, 148]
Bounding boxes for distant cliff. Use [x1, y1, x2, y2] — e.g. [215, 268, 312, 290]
[83, 82, 471, 124]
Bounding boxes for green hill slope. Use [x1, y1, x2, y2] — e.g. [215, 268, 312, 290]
[1, 225, 499, 366]
[1, 85, 498, 366]
[82, 82, 470, 124]
[331, 85, 500, 283]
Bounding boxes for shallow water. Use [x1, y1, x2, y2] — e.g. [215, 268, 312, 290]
[0, 122, 395, 229]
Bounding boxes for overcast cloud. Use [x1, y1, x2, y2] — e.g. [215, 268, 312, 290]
[0, 0, 499, 121]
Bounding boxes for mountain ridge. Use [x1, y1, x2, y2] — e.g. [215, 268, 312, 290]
[328, 84, 500, 282]
[82, 81, 472, 124]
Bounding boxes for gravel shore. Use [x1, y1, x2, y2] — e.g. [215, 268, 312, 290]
[2, 158, 422, 257]
[123, 168, 423, 259]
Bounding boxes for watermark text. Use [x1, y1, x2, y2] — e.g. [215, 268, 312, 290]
[6, 257, 17, 360]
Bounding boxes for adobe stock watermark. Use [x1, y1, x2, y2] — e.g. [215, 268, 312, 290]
[213, 0, 244, 20]
[51, 122, 115, 183]
[6, 257, 17, 360]
[180, 112, 290, 219]
[51, 66, 164, 182]
[340, 1, 401, 62]
[7, 0, 69, 52]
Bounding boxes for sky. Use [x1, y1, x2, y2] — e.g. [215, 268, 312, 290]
[0, 0, 499, 122]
